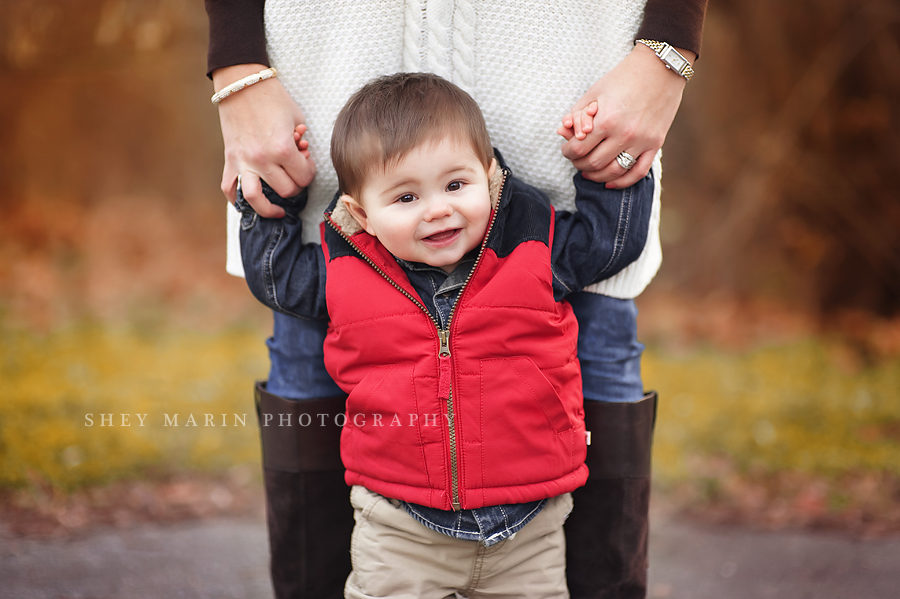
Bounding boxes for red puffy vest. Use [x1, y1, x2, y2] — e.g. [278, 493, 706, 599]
[321, 173, 588, 510]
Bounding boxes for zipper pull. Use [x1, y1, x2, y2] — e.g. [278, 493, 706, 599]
[438, 329, 451, 357]
[438, 329, 452, 400]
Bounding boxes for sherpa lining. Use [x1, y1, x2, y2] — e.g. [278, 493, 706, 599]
[330, 157, 504, 237]
[330, 195, 362, 235]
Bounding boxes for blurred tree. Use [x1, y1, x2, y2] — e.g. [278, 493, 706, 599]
[0, 0, 220, 204]
[0, 0, 241, 329]
[1, 0, 898, 326]
[660, 0, 900, 317]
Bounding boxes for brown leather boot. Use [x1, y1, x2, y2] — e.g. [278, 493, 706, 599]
[255, 382, 352, 599]
[566, 391, 658, 599]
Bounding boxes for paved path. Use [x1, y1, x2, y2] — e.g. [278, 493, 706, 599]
[2, 511, 899, 598]
[648, 517, 900, 599]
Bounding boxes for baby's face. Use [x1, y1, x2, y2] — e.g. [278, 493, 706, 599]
[346, 138, 495, 273]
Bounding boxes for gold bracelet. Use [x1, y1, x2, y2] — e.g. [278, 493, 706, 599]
[635, 39, 694, 81]
[211, 67, 278, 105]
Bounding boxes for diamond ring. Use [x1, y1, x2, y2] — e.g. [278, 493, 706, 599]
[615, 151, 637, 170]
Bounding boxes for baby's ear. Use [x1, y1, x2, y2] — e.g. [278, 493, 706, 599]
[338, 194, 372, 235]
[487, 158, 502, 208]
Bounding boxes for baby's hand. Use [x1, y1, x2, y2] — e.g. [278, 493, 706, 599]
[557, 101, 598, 141]
[293, 124, 311, 159]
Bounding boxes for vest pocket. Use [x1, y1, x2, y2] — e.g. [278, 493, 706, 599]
[480, 356, 574, 435]
[471, 356, 581, 486]
[342, 363, 435, 489]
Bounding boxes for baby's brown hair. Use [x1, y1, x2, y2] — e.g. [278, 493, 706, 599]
[331, 73, 494, 201]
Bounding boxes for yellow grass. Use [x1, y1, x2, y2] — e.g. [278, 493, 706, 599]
[2, 325, 898, 495]
[647, 342, 900, 484]
[0, 325, 267, 490]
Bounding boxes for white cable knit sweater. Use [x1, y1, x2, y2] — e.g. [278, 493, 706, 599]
[226, 0, 661, 299]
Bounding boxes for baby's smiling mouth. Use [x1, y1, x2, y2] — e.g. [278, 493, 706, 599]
[424, 228, 461, 244]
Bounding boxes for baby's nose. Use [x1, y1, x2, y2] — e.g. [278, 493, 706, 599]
[424, 198, 454, 220]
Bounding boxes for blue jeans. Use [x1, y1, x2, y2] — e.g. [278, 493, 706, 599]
[568, 292, 645, 403]
[267, 292, 643, 403]
[266, 312, 342, 399]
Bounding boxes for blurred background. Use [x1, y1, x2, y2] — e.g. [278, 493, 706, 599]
[1, 0, 898, 537]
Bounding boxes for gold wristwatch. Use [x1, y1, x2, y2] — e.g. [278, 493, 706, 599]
[635, 39, 694, 81]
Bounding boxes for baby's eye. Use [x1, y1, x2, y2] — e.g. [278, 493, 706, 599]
[397, 194, 416, 204]
[446, 181, 464, 192]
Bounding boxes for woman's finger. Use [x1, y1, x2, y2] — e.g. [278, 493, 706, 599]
[602, 151, 655, 189]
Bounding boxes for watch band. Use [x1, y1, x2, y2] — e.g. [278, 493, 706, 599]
[635, 39, 694, 81]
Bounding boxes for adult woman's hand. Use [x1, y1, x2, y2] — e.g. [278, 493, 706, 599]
[559, 43, 695, 189]
[213, 63, 315, 218]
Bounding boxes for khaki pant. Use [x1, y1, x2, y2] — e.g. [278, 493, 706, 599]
[345, 486, 573, 599]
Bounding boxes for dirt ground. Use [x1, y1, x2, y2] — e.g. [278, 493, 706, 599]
[2, 498, 899, 599]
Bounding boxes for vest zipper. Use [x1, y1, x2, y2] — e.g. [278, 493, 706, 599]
[438, 330, 460, 511]
[325, 168, 508, 511]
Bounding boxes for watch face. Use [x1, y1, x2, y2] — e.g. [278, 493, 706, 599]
[662, 48, 687, 71]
